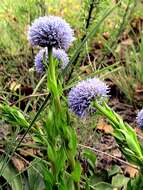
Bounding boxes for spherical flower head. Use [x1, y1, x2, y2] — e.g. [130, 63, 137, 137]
[28, 16, 74, 50]
[68, 78, 109, 117]
[53, 48, 69, 69]
[34, 48, 69, 73]
[136, 109, 143, 128]
[34, 49, 45, 73]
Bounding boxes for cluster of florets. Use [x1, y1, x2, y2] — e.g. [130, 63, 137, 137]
[28, 16, 110, 119]
[136, 109, 143, 129]
[68, 78, 109, 117]
[28, 16, 74, 50]
[28, 15, 74, 73]
[35, 48, 69, 73]
[68, 76, 143, 122]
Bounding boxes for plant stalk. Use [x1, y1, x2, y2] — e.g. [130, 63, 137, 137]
[47, 47, 79, 189]
[48, 47, 61, 112]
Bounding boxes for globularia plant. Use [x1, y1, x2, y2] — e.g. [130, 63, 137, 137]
[68, 77, 109, 117]
[28, 16, 74, 50]
[68, 77, 143, 189]
[1, 14, 143, 190]
[34, 48, 69, 73]
[28, 15, 81, 189]
[68, 77, 143, 166]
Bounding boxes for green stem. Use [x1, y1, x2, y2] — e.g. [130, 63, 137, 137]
[47, 47, 79, 189]
[74, 181, 80, 190]
[66, 150, 75, 170]
[66, 149, 80, 190]
[47, 47, 61, 178]
[48, 47, 61, 112]
[93, 101, 143, 159]
[93, 101, 119, 127]
[48, 47, 56, 90]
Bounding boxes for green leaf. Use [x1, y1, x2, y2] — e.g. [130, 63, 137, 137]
[0, 157, 23, 190]
[0, 104, 29, 128]
[94, 182, 113, 190]
[113, 129, 124, 141]
[28, 163, 44, 190]
[43, 166, 54, 188]
[32, 136, 43, 144]
[83, 149, 96, 169]
[29, 158, 53, 189]
[58, 183, 70, 190]
[71, 162, 82, 182]
[44, 109, 56, 141]
[63, 171, 75, 190]
[89, 171, 109, 185]
[112, 174, 129, 189]
[67, 127, 77, 156]
[120, 129, 142, 158]
[55, 148, 66, 176]
[127, 174, 143, 190]
[108, 165, 122, 177]
[44, 171, 54, 190]
[47, 143, 56, 163]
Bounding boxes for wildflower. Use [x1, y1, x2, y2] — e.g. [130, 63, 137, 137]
[35, 48, 69, 73]
[136, 109, 143, 128]
[68, 78, 109, 117]
[28, 16, 74, 50]
[34, 49, 45, 73]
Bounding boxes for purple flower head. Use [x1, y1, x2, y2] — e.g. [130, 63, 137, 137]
[28, 16, 74, 50]
[68, 78, 109, 117]
[34, 49, 46, 73]
[53, 48, 69, 69]
[34, 48, 69, 73]
[136, 109, 143, 128]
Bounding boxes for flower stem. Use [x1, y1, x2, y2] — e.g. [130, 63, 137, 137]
[66, 149, 80, 190]
[48, 46, 61, 112]
[93, 101, 143, 160]
[93, 101, 119, 127]
[47, 47, 79, 189]
[48, 47, 56, 90]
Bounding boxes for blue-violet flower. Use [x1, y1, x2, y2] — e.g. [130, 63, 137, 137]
[136, 109, 143, 128]
[68, 78, 109, 117]
[28, 16, 74, 50]
[35, 48, 69, 73]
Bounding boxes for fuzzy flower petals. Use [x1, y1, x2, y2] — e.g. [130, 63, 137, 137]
[68, 78, 109, 117]
[137, 109, 143, 128]
[28, 16, 74, 50]
[53, 48, 69, 69]
[34, 48, 69, 73]
[34, 49, 45, 73]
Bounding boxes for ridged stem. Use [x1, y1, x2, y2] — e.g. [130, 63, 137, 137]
[47, 47, 79, 189]
[48, 46, 61, 112]
[67, 150, 80, 190]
